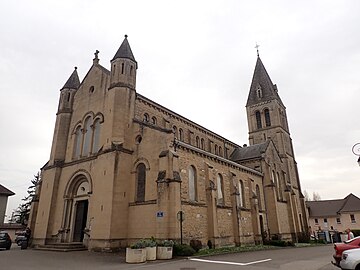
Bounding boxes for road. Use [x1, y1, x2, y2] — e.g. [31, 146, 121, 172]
[0, 244, 338, 270]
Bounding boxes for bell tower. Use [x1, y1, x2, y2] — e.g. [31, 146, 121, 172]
[106, 35, 137, 147]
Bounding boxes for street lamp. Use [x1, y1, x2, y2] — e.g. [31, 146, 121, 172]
[352, 143, 360, 166]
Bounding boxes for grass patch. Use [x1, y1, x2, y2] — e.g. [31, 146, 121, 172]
[195, 245, 279, 256]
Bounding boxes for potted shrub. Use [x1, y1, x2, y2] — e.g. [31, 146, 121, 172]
[156, 240, 174, 260]
[126, 239, 147, 263]
[144, 238, 157, 261]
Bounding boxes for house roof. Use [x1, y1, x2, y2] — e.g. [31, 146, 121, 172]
[0, 184, 15, 196]
[230, 141, 270, 162]
[306, 193, 360, 217]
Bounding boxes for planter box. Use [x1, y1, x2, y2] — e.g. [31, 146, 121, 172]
[146, 246, 157, 261]
[156, 246, 173, 260]
[125, 248, 146, 263]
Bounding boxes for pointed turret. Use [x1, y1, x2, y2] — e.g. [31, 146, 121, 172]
[110, 35, 137, 90]
[112, 35, 137, 66]
[58, 67, 80, 114]
[61, 67, 80, 90]
[246, 57, 283, 107]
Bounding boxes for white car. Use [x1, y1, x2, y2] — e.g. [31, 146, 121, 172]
[340, 248, 360, 270]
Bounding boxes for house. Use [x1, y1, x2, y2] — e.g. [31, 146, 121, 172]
[0, 184, 15, 225]
[307, 193, 360, 236]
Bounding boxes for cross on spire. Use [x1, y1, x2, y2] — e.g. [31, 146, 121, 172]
[255, 43, 260, 57]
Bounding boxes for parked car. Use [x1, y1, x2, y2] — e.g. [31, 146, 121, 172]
[333, 236, 360, 266]
[15, 231, 27, 246]
[340, 248, 360, 270]
[0, 231, 12, 250]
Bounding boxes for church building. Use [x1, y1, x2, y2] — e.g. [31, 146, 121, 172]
[30, 36, 308, 251]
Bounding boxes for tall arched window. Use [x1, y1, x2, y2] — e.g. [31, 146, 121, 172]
[136, 163, 146, 202]
[217, 174, 224, 205]
[219, 146, 223, 157]
[82, 117, 92, 156]
[264, 109, 271, 127]
[256, 111, 262, 129]
[215, 145, 218, 155]
[272, 170, 280, 200]
[143, 113, 149, 122]
[276, 172, 282, 200]
[238, 180, 245, 207]
[196, 136, 200, 148]
[256, 184, 262, 210]
[74, 126, 82, 158]
[92, 119, 101, 153]
[179, 128, 184, 141]
[201, 138, 205, 150]
[151, 116, 157, 125]
[188, 165, 197, 201]
[173, 126, 178, 138]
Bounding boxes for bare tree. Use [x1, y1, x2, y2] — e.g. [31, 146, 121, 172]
[312, 192, 321, 201]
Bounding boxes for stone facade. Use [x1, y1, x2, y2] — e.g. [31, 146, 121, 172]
[30, 36, 307, 251]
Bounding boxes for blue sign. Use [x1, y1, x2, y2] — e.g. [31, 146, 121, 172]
[157, 211, 164, 218]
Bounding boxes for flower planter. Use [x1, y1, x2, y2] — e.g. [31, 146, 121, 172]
[125, 247, 146, 263]
[146, 246, 157, 261]
[156, 246, 173, 260]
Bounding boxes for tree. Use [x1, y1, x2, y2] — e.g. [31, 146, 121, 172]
[303, 190, 311, 201]
[312, 192, 321, 201]
[11, 172, 41, 225]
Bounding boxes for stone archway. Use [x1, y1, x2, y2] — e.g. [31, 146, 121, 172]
[62, 171, 92, 243]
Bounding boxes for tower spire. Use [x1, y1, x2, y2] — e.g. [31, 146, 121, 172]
[61, 67, 80, 90]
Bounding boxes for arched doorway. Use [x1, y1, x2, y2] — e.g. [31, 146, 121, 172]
[63, 172, 92, 243]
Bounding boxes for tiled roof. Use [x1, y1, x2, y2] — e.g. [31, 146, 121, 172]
[230, 141, 270, 162]
[112, 35, 137, 65]
[306, 193, 360, 217]
[61, 67, 80, 90]
[246, 57, 284, 107]
[0, 184, 15, 196]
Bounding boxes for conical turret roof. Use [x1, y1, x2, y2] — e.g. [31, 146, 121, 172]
[61, 67, 80, 90]
[246, 57, 284, 107]
[112, 35, 137, 65]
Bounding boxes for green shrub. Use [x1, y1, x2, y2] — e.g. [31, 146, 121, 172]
[190, 239, 202, 252]
[297, 232, 310, 243]
[173, 244, 196, 256]
[131, 239, 146, 249]
[157, 239, 174, 247]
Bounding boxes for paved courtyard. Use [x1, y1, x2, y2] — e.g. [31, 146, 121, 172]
[0, 243, 338, 270]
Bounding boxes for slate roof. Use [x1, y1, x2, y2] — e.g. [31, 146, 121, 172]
[246, 57, 284, 107]
[112, 35, 137, 66]
[306, 193, 360, 217]
[61, 67, 80, 90]
[0, 184, 15, 196]
[230, 141, 270, 162]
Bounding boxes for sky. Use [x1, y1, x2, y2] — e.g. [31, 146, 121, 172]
[1, 0, 360, 221]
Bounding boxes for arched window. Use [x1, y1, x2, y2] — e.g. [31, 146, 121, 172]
[74, 126, 82, 158]
[143, 113, 149, 122]
[219, 146, 223, 157]
[264, 109, 271, 127]
[151, 116, 157, 125]
[196, 136, 200, 148]
[217, 174, 224, 205]
[92, 119, 101, 153]
[188, 165, 197, 201]
[173, 126, 178, 138]
[179, 128, 184, 142]
[256, 111, 262, 129]
[276, 172, 282, 200]
[136, 163, 146, 202]
[238, 180, 245, 207]
[121, 62, 125, 74]
[256, 86, 262, 98]
[201, 138, 205, 150]
[272, 170, 280, 200]
[82, 117, 92, 156]
[215, 145, 218, 155]
[256, 184, 262, 210]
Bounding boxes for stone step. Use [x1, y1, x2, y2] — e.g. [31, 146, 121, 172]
[34, 243, 87, 252]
